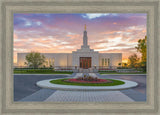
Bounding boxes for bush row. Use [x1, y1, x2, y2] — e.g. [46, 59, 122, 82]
[25, 69, 54, 73]
[14, 68, 54, 70]
[14, 69, 73, 73]
[98, 71, 117, 72]
[117, 67, 129, 69]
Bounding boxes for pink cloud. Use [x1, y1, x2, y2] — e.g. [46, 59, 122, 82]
[13, 13, 146, 63]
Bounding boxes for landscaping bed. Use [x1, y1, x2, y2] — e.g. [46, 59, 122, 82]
[50, 78, 125, 86]
[64, 78, 112, 83]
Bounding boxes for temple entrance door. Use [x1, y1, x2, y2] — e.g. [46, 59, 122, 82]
[80, 57, 91, 69]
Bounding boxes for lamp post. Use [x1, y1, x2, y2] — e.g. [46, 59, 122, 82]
[75, 65, 77, 69]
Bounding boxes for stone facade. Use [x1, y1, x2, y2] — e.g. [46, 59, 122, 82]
[99, 53, 122, 67]
[17, 53, 72, 67]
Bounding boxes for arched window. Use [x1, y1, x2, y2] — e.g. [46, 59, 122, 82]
[108, 58, 110, 66]
[102, 58, 104, 66]
[45, 59, 49, 66]
[49, 58, 51, 66]
[52, 58, 54, 66]
[105, 58, 107, 66]
[102, 58, 109, 66]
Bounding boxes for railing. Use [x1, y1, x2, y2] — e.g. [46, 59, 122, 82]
[14, 66, 117, 69]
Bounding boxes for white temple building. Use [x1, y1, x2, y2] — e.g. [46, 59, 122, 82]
[17, 25, 122, 71]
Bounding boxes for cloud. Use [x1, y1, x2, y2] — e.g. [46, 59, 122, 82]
[89, 39, 108, 45]
[82, 13, 117, 19]
[13, 13, 146, 63]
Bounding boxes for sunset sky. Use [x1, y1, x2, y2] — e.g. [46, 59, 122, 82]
[14, 13, 146, 63]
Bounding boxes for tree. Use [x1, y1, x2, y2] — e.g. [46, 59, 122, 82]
[135, 36, 147, 62]
[140, 61, 146, 72]
[123, 63, 127, 67]
[128, 54, 140, 68]
[118, 63, 122, 66]
[24, 52, 45, 68]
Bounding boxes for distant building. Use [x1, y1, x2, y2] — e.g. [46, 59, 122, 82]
[17, 25, 122, 71]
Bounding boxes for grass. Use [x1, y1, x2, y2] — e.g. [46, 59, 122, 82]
[99, 72, 146, 74]
[50, 78, 125, 86]
[14, 70, 73, 74]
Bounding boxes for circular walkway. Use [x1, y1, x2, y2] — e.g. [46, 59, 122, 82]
[36, 78, 138, 91]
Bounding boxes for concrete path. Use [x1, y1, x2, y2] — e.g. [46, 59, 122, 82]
[89, 73, 98, 77]
[19, 89, 56, 102]
[120, 89, 146, 101]
[74, 73, 83, 78]
[14, 74, 69, 101]
[45, 90, 134, 102]
[73, 73, 98, 78]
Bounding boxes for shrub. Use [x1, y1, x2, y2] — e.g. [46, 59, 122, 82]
[117, 67, 129, 69]
[76, 77, 83, 80]
[76, 76, 99, 81]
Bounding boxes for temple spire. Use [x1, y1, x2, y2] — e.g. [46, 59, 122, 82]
[80, 24, 91, 50]
[82, 24, 88, 48]
[84, 24, 86, 31]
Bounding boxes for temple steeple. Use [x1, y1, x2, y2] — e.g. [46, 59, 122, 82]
[82, 24, 88, 48]
[84, 24, 86, 31]
[74, 25, 95, 52]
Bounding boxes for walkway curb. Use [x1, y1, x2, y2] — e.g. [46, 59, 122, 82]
[36, 78, 138, 91]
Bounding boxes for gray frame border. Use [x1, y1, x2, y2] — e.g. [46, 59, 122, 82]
[0, 0, 159, 114]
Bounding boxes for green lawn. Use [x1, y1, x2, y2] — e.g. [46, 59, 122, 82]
[50, 78, 125, 86]
[99, 72, 146, 74]
[14, 70, 73, 74]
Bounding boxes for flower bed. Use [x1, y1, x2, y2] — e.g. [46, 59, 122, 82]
[64, 78, 112, 83]
[50, 78, 125, 86]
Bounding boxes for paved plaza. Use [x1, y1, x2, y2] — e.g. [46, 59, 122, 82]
[14, 73, 146, 102]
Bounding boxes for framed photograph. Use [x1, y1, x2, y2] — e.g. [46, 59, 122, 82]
[0, 0, 159, 114]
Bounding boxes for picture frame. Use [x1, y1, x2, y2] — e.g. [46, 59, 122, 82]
[0, 0, 159, 114]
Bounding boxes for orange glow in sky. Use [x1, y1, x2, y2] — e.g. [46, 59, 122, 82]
[14, 13, 146, 64]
